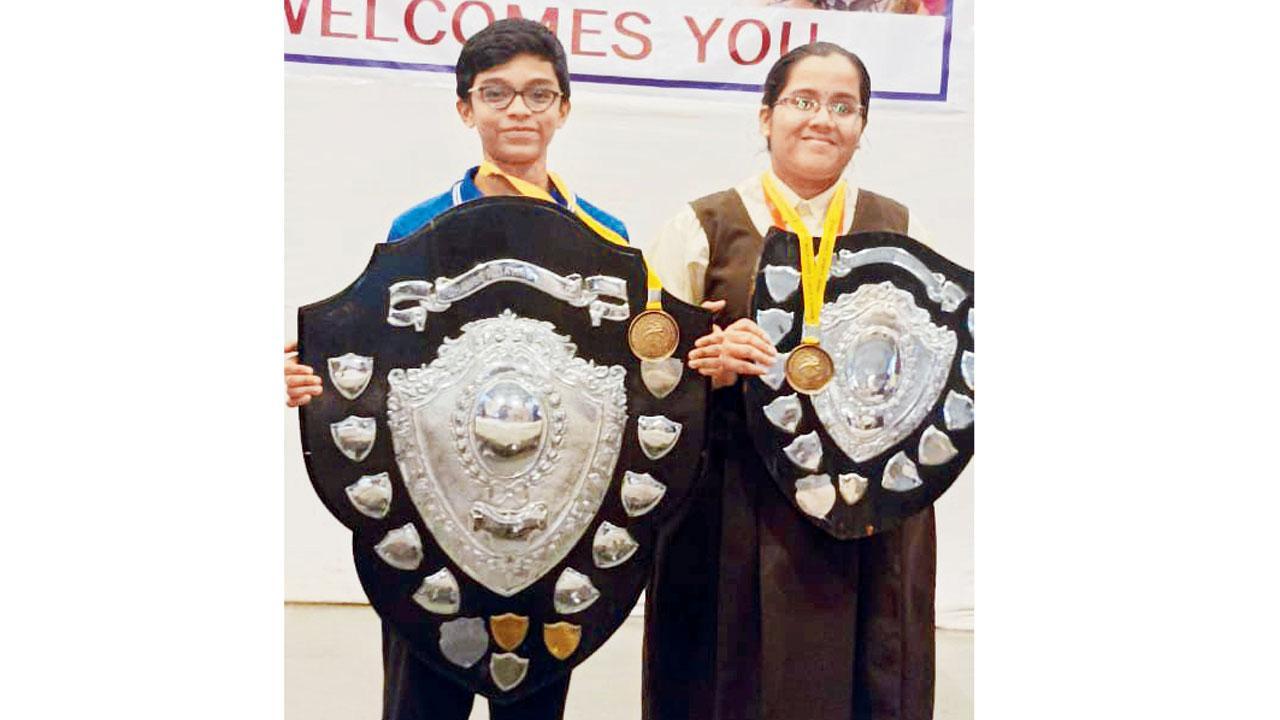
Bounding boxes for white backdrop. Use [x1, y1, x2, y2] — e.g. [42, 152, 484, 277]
[284, 0, 972, 629]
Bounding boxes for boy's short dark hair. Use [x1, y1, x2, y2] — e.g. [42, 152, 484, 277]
[455, 19, 571, 100]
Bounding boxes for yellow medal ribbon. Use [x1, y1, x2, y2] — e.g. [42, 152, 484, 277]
[761, 172, 847, 344]
[477, 161, 663, 310]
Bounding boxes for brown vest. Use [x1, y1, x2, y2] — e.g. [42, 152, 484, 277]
[691, 187, 908, 323]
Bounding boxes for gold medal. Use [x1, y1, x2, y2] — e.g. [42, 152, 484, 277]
[628, 309, 680, 361]
[785, 343, 834, 395]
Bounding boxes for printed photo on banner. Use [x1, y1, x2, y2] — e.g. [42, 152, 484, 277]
[744, 0, 947, 14]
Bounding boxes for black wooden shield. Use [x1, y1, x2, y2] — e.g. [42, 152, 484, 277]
[297, 197, 710, 702]
[744, 230, 974, 540]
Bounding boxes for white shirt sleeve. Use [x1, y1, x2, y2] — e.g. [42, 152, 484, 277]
[906, 212, 933, 248]
[645, 204, 710, 306]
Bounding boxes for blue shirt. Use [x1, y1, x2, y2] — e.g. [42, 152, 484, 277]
[386, 166, 629, 243]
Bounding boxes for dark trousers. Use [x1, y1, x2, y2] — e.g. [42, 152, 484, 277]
[381, 621, 571, 720]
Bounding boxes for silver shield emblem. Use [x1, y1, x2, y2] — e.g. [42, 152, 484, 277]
[327, 353, 374, 400]
[763, 394, 803, 434]
[794, 474, 836, 519]
[620, 471, 667, 517]
[918, 426, 959, 466]
[763, 265, 801, 303]
[553, 567, 600, 614]
[439, 617, 489, 668]
[756, 308, 795, 346]
[386, 310, 627, 597]
[330, 416, 376, 462]
[345, 472, 392, 519]
[413, 568, 461, 615]
[490, 652, 530, 691]
[811, 282, 957, 462]
[640, 358, 682, 399]
[592, 521, 639, 568]
[783, 431, 823, 472]
[636, 415, 682, 460]
[374, 523, 423, 570]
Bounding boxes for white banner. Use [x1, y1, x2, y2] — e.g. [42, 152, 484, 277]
[284, 0, 955, 102]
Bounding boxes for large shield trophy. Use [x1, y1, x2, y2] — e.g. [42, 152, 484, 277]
[744, 230, 973, 539]
[296, 197, 710, 701]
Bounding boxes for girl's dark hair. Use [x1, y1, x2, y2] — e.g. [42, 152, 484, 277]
[760, 42, 871, 118]
[455, 19, 571, 100]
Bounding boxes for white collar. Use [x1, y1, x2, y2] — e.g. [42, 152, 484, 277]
[735, 170, 859, 237]
[765, 170, 844, 217]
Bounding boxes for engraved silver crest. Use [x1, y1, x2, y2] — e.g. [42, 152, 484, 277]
[756, 308, 795, 346]
[640, 358, 683, 399]
[918, 426, 958, 466]
[810, 282, 957, 463]
[592, 522, 639, 568]
[882, 452, 923, 492]
[794, 474, 836, 519]
[637, 415, 682, 460]
[386, 311, 627, 597]
[837, 472, 868, 505]
[375, 523, 423, 570]
[330, 416, 376, 462]
[413, 568, 461, 615]
[620, 471, 667, 517]
[490, 653, 530, 691]
[763, 265, 801, 303]
[553, 568, 600, 614]
[345, 472, 392, 519]
[784, 431, 823, 472]
[944, 390, 974, 431]
[763, 394, 803, 434]
[327, 353, 374, 400]
[439, 617, 489, 668]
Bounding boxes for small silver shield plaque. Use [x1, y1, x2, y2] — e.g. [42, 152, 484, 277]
[327, 353, 374, 400]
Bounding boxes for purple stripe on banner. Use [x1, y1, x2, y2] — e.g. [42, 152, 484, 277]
[284, 53, 454, 74]
[937, 0, 954, 101]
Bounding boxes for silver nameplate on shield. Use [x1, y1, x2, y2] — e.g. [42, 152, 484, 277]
[553, 567, 600, 614]
[386, 310, 627, 597]
[763, 265, 801, 303]
[386, 260, 629, 331]
[620, 471, 666, 517]
[831, 247, 968, 312]
[328, 353, 374, 400]
[756, 308, 795, 346]
[763, 394, 803, 434]
[330, 416, 376, 462]
[345, 472, 392, 519]
[413, 567, 462, 615]
[639, 358, 682, 399]
[637, 415, 681, 460]
[810, 282, 957, 463]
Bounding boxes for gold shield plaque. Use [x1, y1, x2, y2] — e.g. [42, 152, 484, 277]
[543, 621, 582, 661]
[489, 613, 530, 652]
